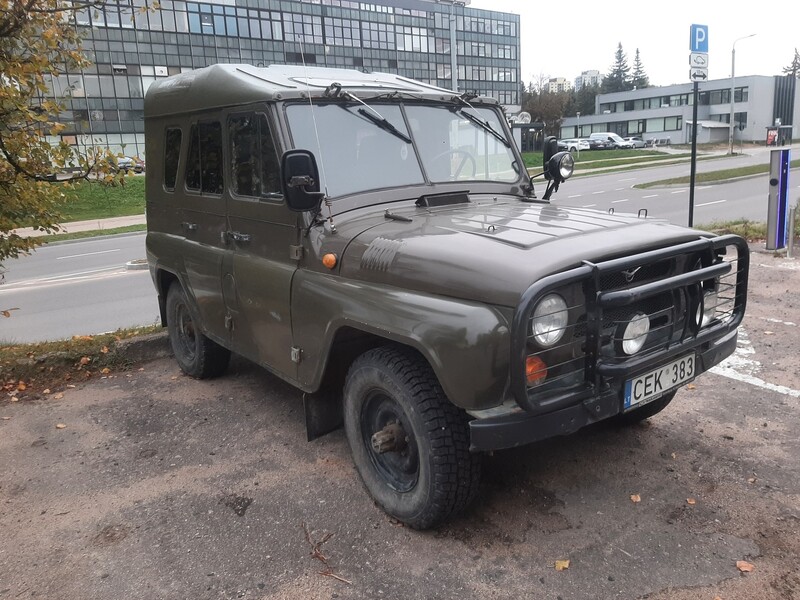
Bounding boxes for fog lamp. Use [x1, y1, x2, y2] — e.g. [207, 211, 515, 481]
[621, 312, 650, 355]
[526, 355, 548, 386]
[701, 289, 718, 327]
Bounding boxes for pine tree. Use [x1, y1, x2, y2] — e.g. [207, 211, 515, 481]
[783, 48, 800, 78]
[602, 43, 632, 93]
[631, 48, 650, 89]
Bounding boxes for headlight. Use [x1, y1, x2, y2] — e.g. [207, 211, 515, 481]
[531, 294, 568, 347]
[701, 289, 718, 327]
[621, 312, 650, 355]
[558, 153, 575, 179]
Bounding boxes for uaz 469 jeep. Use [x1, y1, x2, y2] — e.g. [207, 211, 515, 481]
[145, 65, 749, 529]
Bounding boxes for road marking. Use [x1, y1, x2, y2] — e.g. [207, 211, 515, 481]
[568, 194, 582, 198]
[582, 204, 597, 208]
[711, 328, 800, 398]
[56, 249, 121, 260]
[696, 200, 727, 207]
[614, 188, 625, 191]
[0, 266, 125, 292]
[592, 190, 605, 195]
[671, 190, 686, 194]
[612, 199, 629, 203]
[642, 194, 658, 199]
[617, 177, 636, 182]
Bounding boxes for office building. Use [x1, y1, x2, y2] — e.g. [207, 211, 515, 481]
[574, 69, 601, 92]
[43, 0, 520, 157]
[560, 75, 798, 146]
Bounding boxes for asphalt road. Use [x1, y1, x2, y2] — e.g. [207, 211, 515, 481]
[1, 243, 798, 600]
[0, 233, 159, 343]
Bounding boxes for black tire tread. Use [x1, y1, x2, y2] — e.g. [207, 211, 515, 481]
[346, 345, 481, 529]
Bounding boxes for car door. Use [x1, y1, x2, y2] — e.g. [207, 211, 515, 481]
[223, 110, 300, 380]
[179, 119, 230, 345]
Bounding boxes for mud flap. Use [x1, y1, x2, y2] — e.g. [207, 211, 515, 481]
[303, 390, 343, 442]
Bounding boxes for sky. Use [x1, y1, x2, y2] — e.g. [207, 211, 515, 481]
[468, 0, 799, 88]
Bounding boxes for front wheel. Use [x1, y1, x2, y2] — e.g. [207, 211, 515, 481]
[615, 391, 677, 426]
[343, 346, 481, 529]
[165, 282, 230, 379]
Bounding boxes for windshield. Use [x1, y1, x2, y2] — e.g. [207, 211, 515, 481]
[286, 102, 518, 198]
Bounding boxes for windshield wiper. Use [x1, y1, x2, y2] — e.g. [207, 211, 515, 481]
[451, 96, 511, 148]
[456, 108, 511, 148]
[357, 108, 412, 143]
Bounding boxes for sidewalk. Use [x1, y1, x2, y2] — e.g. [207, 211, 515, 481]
[12, 213, 146, 238]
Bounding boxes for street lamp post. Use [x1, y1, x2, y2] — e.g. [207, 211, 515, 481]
[728, 33, 756, 155]
[576, 112, 581, 158]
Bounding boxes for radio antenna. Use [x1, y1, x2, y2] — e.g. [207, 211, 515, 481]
[298, 38, 335, 233]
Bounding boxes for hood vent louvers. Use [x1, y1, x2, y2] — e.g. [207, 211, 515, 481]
[416, 191, 470, 208]
[361, 238, 404, 272]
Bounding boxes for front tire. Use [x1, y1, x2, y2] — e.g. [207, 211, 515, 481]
[165, 282, 230, 379]
[343, 346, 481, 529]
[616, 391, 677, 425]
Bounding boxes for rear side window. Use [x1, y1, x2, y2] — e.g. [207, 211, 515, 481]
[228, 113, 280, 198]
[185, 121, 223, 195]
[163, 127, 182, 191]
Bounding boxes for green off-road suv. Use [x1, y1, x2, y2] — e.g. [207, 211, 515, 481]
[145, 64, 749, 529]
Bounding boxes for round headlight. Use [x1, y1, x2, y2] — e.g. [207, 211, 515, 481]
[621, 312, 650, 355]
[701, 289, 718, 327]
[558, 153, 575, 179]
[531, 294, 568, 347]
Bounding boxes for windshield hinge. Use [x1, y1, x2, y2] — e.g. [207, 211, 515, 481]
[289, 245, 304, 260]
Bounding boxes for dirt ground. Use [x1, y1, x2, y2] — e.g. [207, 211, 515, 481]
[1, 243, 798, 600]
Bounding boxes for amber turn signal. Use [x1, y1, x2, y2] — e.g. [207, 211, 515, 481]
[322, 253, 338, 269]
[525, 355, 548, 386]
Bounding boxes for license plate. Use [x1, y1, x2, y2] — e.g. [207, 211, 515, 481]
[623, 354, 696, 410]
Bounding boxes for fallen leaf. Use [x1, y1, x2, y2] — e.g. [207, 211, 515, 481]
[66, 384, 75, 389]
[42, 388, 51, 395]
[53, 393, 64, 400]
[686, 383, 697, 390]
[671, 452, 677, 459]
[17, 382, 26, 391]
[554, 559, 570, 571]
[747, 478, 757, 484]
[713, 596, 723, 600]
[736, 560, 754, 573]
[2, 416, 11, 420]
[687, 498, 697, 505]
[80, 356, 91, 365]
[101, 346, 109, 354]
[10, 397, 19, 403]
[101, 368, 111, 375]
[138, 367, 145, 371]
[630, 494, 641, 503]
[55, 423, 66, 429]
[171, 376, 178, 380]
[764, 331, 774, 335]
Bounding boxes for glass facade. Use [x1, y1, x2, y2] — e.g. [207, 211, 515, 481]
[43, 0, 520, 157]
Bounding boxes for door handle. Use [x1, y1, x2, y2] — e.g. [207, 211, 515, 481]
[181, 221, 198, 232]
[228, 231, 251, 243]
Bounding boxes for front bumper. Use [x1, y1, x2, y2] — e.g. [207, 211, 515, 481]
[469, 328, 738, 452]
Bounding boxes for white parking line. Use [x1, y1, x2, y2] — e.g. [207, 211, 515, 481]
[612, 199, 629, 203]
[592, 190, 605, 195]
[614, 188, 625, 191]
[582, 204, 597, 208]
[696, 200, 727, 207]
[671, 190, 687, 194]
[642, 194, 658, 198]
[56, 249, 121, 260]
[568, 194, 582, 198]
[618, 177, 636, 182]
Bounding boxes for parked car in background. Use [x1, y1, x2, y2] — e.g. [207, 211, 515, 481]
[584, 137, 609, 150]
[115, 156, 146, 173]
[624, 136, 647, 149]
[589, 132, 634, 149]
[557, 138, 590, 153]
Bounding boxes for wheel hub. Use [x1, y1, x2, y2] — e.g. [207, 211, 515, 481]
[370, 422, 407, 454]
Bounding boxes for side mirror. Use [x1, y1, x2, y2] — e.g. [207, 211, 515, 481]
[280, 149, 325, 212]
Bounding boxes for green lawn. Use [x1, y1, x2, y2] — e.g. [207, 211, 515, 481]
[59, 176, 146, 221]
[522, 149, 688, 171]
[634, 159, 800, 188]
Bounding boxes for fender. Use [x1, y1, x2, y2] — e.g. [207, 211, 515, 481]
[292, 270, 512, 410]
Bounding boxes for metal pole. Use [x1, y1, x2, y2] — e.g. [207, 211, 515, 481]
[689, 81, 699, 227]
[449, 2, 458, 92]
[788, 203, 797, 259]
[576, 112, 580, 159]
[728, 34, 756, 156]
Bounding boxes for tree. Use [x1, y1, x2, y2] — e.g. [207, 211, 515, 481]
[0, 0, 121, 270]
[602, 42, 632, 93]
[783, 48, 800, 78]
[521, 84, 569, 137]
[630, 48, 650, 89]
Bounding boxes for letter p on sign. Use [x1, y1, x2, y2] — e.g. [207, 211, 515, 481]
[690, 24, 708, 53]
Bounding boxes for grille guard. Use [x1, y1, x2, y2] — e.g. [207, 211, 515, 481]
[510, 235, 750, 413]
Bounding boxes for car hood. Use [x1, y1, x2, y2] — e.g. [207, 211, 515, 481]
[336, 196, 706, 307]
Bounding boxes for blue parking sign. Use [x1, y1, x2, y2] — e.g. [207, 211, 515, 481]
[690, 24, 708, 53]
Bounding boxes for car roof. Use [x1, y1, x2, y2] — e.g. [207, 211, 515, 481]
[144, 63, 496, 118]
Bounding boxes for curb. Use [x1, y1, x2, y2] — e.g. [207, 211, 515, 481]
[114, 331, 171, 363]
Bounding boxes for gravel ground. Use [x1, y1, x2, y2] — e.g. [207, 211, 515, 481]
[1, 243, 798, 600]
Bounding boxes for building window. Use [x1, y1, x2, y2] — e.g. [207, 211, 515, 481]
[283, 13, 322, 45]
[185, 121, 223, 195]
[228, 113, 280, 199]
[324, 17, 361, 47]
[163, 127, 182, 191]
[396, 26, 430, 53]
[362, 21, 393, 49]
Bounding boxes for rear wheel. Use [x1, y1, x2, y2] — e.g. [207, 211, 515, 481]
[165, 282, 230, 379]
[616, 391, 677, 425]
[343, 346, 481, 529]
